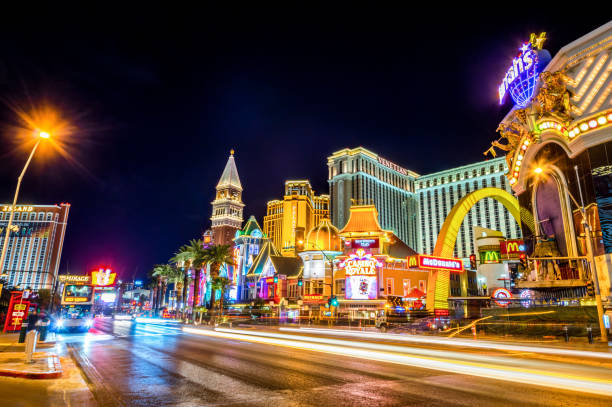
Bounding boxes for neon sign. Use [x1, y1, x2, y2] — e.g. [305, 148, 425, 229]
[92, 269, 116, 286]
[498, 33, 547, 108]
[492, 288, 512, 307]
[408, 255, 463, 272]
[340, 249, 382, 276]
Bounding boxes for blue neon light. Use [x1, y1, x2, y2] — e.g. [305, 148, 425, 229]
[499, 42, 540, 108]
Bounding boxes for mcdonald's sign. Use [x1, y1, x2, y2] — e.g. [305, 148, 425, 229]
[407, 255, 463, 273]
[481, 250, 501, 264]
[500, 239, 525, 255]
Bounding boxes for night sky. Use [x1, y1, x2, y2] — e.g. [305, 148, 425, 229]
[0, 9, 608, 281]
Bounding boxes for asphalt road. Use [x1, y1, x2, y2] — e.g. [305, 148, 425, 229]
[48, 318, 612, 406]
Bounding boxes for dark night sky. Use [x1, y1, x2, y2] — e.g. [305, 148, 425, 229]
[0, 9, 608, 281]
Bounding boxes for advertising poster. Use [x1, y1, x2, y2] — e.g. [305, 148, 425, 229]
[591, 165, 612, 254]
[345, 276, 377, 300]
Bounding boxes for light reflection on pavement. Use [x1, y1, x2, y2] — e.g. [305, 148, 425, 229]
[52, 320, 612, 407]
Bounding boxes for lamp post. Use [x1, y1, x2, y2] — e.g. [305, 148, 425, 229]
[572, 165, 608, 343]
[0, 132, 50, 278]
[534, 165, 608, 342]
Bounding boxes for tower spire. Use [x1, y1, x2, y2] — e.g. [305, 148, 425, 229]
[210, 151, 245, 245]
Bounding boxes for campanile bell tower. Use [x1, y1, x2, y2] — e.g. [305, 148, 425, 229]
[211, 150, 244, 245]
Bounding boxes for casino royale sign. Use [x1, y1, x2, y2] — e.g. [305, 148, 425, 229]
[340, 249, 382, 276]
[408, 255, 464, 273]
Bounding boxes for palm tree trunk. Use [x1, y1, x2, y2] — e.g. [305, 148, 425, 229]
[192, 268, 201, 310]
[182, 273, 188, 318]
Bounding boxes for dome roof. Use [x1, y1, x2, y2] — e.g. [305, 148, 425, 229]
[305, 219, 342, 252]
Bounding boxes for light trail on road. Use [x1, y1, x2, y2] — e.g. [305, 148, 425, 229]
[280, 327, 612, 360]
[183, 326, 612, 397]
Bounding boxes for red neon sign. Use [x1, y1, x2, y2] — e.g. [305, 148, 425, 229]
[3, 292, 30, 332]
[408, 255, 464, 272]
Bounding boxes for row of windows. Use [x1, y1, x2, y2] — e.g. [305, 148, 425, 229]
[417, 162, 506, 189]
[0, 212, 55, 221]
[330, 156, 414, 192]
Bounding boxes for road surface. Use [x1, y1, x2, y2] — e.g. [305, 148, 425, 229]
[44, 318, 612, 406]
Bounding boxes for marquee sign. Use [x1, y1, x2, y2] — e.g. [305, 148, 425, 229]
[3, 292, 30, 332]
[408, 255, 464, 273]
[58, 275, 92, 284]
[498, 32, 548, 108]
[348, 239, 379, 249]
[91, 268, 116, 287]
[340, 249, 382, 276]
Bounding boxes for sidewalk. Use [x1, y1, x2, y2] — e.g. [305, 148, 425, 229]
[0, 351, 62, 379]
[0, 332, 61, 379]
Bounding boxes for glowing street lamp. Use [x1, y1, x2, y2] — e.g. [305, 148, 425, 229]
[533, 165, 608, 342]
[0, 131, 51, 276]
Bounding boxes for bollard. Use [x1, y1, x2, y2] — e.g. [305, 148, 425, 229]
[587, 326, 593, 344]
[563, 326, 569, 342]
[24, 330, 38, 364]
[18, 324, 28, 343]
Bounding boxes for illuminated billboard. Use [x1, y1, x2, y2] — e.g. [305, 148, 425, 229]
[92, 268, 116, 287]
[62, 284, 93, 304]
[408, 255, 463, 272]
[346, 276, 377, 300]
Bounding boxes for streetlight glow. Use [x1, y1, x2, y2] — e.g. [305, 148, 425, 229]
[534, 167, 543, 174]
[39, 131, 50, 139]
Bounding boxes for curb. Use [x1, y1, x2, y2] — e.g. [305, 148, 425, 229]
[0, 354, 62, 380]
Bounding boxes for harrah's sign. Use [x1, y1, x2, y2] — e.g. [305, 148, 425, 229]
[408, 255, 463, 273]
[340, 249, 382, 276]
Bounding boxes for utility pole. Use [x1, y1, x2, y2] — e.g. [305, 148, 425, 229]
[574, 165, 608, 343]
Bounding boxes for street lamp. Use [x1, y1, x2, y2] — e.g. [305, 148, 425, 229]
[533, 165, 608, 342]
[0, 131, 51, 278]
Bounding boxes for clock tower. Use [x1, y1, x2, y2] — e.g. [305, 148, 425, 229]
[211, 150, 244, 245]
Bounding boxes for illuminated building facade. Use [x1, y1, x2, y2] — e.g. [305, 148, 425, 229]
[488, 22, 612, 311]
[232, 216, 265, 301]
[211, 150, 244, 246]
[327, 147, 419, 248]
[333, 205, 432, 318]
[263, 180, 329, 256]
[416, 157, 522, 259]
[0, 204, 70, 290]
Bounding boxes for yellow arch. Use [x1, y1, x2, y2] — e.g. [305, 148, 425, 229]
[427, 188, 523, 313]
[433, 188, 520, 257]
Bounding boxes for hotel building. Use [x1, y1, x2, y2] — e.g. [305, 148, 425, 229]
[416, 156, 522, 258]
[263, 180, 329, 256]
[0, 203, 70, 290]
[327, 148, 419, 249]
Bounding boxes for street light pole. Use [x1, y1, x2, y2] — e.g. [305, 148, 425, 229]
[0, 134, 48, 277]
[573, 165, 609, 343]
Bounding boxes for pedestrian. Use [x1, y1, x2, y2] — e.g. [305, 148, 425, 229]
[26, 308, 38, 332]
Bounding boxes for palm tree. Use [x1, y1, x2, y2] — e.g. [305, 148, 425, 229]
[183, 239, 208, 310]
[210, 277, 231, 316]
[152, 264, 175, 311]
[170, 249, 193, 318]
[202, 245, 235, 314]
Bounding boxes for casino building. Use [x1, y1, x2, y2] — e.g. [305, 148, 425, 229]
[327, 147, 419, 249]
[416, 156, 522, 258]
[232, 216, 265, 301]
[0, 204, 70, 290]
[263, 180, 329, 257]
[489, 22, 612, 316]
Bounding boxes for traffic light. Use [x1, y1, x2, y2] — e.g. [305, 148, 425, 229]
[586, 281, 594, 297]
[273, 275, 278, 284]
[297, 277, 303, 287]
[329, 296, 339, 307]
[469, 254, 477, 270]
[519, 253, 527, 269]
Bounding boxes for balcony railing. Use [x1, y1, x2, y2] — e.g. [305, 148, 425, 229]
[515, 256, 590, 288]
